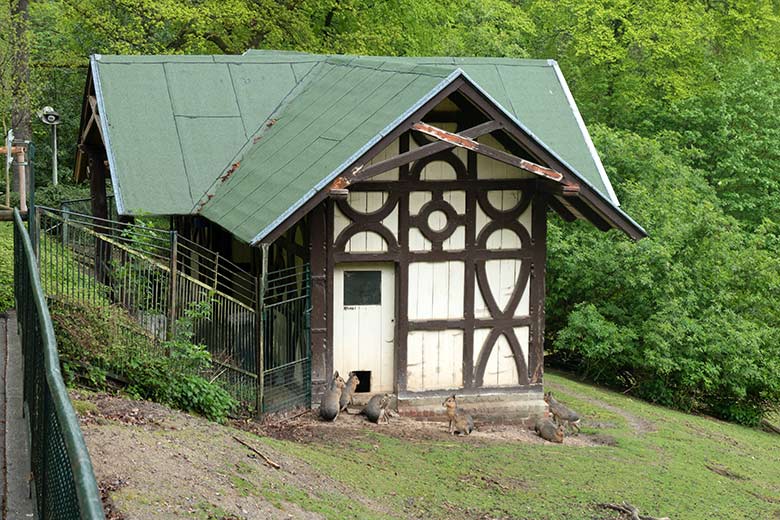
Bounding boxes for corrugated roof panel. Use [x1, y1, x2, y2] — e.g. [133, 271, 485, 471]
[96, 61, 191, 214]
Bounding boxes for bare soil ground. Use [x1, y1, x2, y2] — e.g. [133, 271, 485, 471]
[72, 390, 614, 520]
[239, 406, 614, 448]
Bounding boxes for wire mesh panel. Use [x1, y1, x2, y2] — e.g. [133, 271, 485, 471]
[262, 264, 312, 414]
[13, 209, 105, 519]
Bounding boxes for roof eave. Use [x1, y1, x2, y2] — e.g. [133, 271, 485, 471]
[241, 66, 645, 245]
[90, 54, 127, 215]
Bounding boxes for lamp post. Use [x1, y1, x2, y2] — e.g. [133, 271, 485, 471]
[37, 106, 61, 186]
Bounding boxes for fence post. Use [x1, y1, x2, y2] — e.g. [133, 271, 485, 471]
[168, 230, 179, 341]
[255, 243, 269, 415]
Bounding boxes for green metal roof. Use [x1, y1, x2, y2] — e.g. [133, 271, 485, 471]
[199, 58, 457, 242]
[92, 53, 320, 215]
[90, 51, 623, 237]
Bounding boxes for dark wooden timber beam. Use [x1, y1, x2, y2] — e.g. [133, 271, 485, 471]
[548, 196, 578, 223]
[347, 120, 502, 182]
[566, 197, 612, 231]
[411, 122, 565, 183]
[453, 81, 646, 240]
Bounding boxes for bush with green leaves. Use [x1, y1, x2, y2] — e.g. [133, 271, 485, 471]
[546, 126, 780, 425]
[49, 296, 236, 422]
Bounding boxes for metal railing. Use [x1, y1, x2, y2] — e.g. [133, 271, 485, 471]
[13, 208, 105, 519]
[262, 264, 312, 413]
[34, 205, 312, 415]
[37, 207, 259, 409]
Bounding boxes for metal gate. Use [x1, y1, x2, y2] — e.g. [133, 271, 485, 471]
[260, 264, 311, 414]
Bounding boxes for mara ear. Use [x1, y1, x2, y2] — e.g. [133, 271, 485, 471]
[450, 394, 456, 399]
[334, 371, 340, 378]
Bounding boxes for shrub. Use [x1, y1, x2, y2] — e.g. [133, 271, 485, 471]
[546, 126, 780, 425]
[49, 297, 236, 422]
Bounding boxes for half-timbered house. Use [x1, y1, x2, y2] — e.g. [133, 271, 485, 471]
[75, 51, 645, 419]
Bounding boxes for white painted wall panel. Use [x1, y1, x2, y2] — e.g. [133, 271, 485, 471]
[513, 326, 530, 366]
[475, 202, 490, 237]
[408, 261, 464, 320]
[474, 329, 520, 387]
[420, 160, 457, 181]
[474, 279, 490, 319]
[383, 204, 399, 240]
[519, 201, 532, 235]
[443, 226, 465, 251]
[347, 231, 388, 253]
[476, 134, 534, 180]
[409, 228, 432, 252]
[406, 329, 464, 391]
[444, 190, 466, 214]
[515, 280, 530, 317]
[485, 259, 522, 313]
[334, 205, 350, 242]
[486, 228, 522, 250]
[409, 191, 432, 215]
[364, 139, 399, 181]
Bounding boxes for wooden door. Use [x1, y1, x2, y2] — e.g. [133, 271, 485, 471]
[333, 263, 395, 392]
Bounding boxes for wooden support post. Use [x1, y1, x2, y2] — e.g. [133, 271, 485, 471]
[256, 243, 269, 415]
[84, 145, 111, 286]
[309, 203, 328, 386]
[17, 147, 27, 213]
[168, 230, 179, 341]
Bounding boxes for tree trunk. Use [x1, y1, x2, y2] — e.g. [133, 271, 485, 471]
[10, 0, 31, 192]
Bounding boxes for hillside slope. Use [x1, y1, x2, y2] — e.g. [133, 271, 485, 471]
[74, 372, 780, 520]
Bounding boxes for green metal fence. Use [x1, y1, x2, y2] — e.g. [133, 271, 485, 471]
[13, 208, 105, 519]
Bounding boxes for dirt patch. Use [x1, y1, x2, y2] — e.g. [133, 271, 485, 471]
[74, 392, 396, 519]
[238, 405, 613, 448]
[545, 381, 656, 434]
[99, 476, 129, 520]
[706, 463, 747, 480]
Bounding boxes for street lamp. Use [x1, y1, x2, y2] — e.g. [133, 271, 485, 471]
[37, 106, 61, 186]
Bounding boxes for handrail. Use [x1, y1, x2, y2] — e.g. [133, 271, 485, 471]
[13, 208, 105, 519]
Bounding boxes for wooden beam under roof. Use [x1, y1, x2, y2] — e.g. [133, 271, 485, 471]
[411, 122, 565, 183]
[347, 120, 502, 182]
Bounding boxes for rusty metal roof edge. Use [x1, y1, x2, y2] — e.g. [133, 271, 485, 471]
[91, 54, 126, 215]
[458, 69, 645, 237]
[548, 59, 620, 207]
[248, 68, 466, 245]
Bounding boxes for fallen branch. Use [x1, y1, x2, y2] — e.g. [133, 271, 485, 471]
[232, 436, 281, 469]
[760, 419, 780, 435]
[599, 502, 670, 520]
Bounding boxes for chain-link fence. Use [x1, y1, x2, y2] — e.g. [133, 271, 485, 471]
[13, 208, 105, 519]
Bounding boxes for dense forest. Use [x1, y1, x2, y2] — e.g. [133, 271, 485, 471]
[2, 0, 779, 424]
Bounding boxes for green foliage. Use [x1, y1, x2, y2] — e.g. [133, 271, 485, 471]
[33, 183, 91, 208]
[664, 59, 780, 227]
[0, 222, 13, 312]
[49, 296, 236, 422]
[547, 126, 780, 424]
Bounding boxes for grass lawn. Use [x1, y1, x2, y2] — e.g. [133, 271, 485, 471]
[79, 371, 780, 520]
[258, 371, 780, 519]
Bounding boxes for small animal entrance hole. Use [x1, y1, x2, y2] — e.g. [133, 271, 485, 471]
[354, 371, 371, 393]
